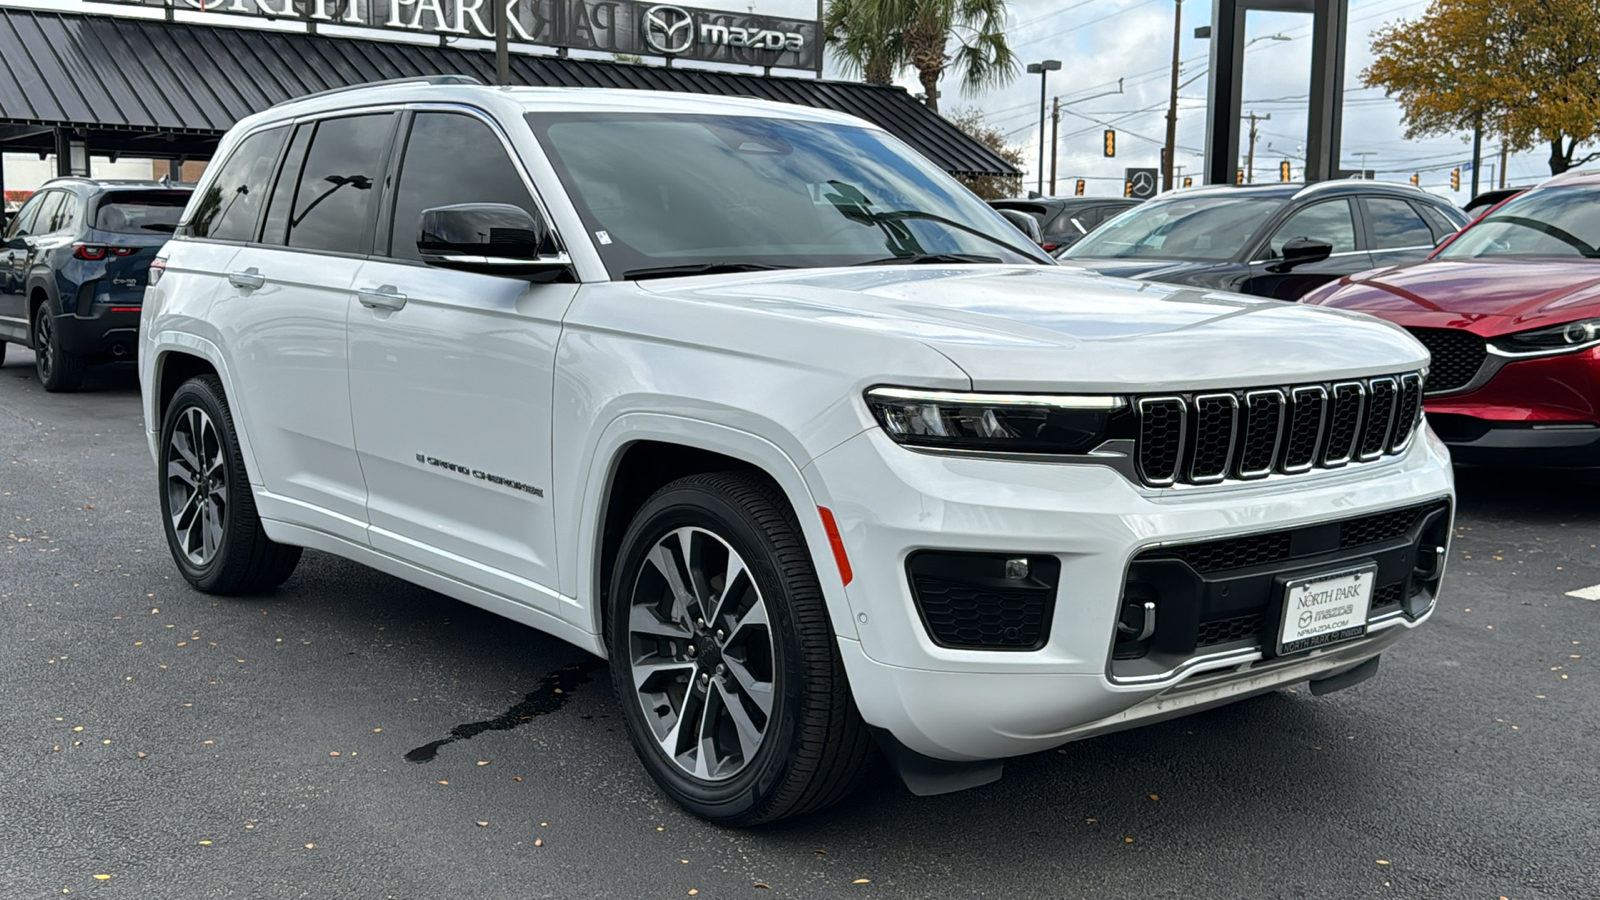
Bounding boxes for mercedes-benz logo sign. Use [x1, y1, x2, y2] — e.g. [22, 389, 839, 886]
[643, 4, 695, 55]
[1131, 171, 1155, 196]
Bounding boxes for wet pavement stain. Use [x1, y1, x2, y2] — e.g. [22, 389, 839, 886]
[404, 660, 603, 763]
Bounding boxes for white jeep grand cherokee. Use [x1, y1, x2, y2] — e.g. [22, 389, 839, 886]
[140, 77, 1454, 825]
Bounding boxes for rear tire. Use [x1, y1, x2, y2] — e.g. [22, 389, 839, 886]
[159, 375, 301, 594]
[33, 306, 85, 392]
[608, 472, 874, 825]
[0, 340, 7, 366]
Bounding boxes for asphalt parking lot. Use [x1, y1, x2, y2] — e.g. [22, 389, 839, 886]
[1, 350, 1596, 900]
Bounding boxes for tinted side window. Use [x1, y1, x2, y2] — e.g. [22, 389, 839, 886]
[1415, 203, 1461, 241]
[30, 192, 66, 236]
[386, 112, 539, 261]
[260, 124, 314, 247]
[187, 126, 288, 241]
[1367, 197, 1435, 249]
[4, 192, 48, 239]
[1267, 199, 1357, 257]
[46, 192, 82, 233]
[287, 114, 394, 255]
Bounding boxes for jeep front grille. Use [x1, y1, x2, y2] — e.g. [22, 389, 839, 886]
[1132, 372, 1423, 488]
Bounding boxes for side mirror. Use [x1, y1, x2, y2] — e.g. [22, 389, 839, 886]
[417, 203, 567, 277]
[996, 209, 1044, 245]
[1268, 236, 1334, 272]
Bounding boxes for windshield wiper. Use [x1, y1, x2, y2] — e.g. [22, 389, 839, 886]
[852, 252, 1004, 266]
[622, 262, 792, 281]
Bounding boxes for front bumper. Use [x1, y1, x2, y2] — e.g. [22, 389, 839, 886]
[806, 426, 1455, 761]
[1426, 346, 1600, 467]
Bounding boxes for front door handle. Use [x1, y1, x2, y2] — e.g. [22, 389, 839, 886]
[227, 268, 265, 290]
[357, 286, 408, 311]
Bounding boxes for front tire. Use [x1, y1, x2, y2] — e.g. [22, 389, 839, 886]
[158, 375, 301, 594]
[33, 307, 85, 392]
[608, 472, 873, 825]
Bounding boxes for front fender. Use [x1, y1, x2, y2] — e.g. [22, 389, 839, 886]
[565, 412, 863, 650]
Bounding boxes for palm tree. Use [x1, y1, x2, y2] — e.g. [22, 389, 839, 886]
[825, 0, 1019, 113]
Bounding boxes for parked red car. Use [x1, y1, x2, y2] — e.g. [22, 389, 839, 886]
[1302, 171, 1600, 468]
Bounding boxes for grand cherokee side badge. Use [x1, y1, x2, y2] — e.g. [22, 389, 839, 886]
[416, 453, 544, 497]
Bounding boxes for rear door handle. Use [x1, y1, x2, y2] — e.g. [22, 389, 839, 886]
[227, 268, 265, 290]
[357, 286, 408, 311]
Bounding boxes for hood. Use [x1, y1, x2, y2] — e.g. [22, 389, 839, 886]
[637, 265, 1427, 393]
[1311, 258, 1600, 331]
[1055, 257, 1227, 283]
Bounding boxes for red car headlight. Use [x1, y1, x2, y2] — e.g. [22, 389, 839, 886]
[1490, 318, 1600, 356]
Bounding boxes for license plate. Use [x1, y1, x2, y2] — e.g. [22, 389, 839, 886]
[1277, 565, 1375, 656]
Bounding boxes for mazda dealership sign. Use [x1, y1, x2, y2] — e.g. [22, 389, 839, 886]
[104, 0, 819, 71]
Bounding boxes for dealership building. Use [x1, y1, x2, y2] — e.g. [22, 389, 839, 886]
[0, 0, 1016, 205]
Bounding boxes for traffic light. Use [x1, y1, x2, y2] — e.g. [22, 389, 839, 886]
[1279, 160, 1291, 182]
[1236, 168, 1244, 185]
[1451, 168, 1461, 191]
[1410, 173, 1419, 185]
[1074, 179, 1086, 196]
[1103, 129, 1115, 157]
[1183, 176, 1193, 188]
[1124, 180, 1133, 197]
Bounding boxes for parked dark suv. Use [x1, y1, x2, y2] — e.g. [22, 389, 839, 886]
[988, 196, 1141, 253]
[1058, 181, 1469, 301]
[1, 179, 190, 390]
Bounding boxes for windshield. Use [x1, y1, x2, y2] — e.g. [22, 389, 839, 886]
[94, 191, 190, 234]
[1438, 186, 1600, 259]
[525, 113, 1052, 277]
[1062, 195, 1280, 261]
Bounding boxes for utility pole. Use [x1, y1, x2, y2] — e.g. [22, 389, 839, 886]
[1027, 60, 1061, 195]
[1049, 97, 1060, 195]
[1243, 111, 1270, 183]
[1470, 114, 1482, 198]
[495, 0, 510, 86]
[1162, 0, 1183, 191]
[1499, 142, 1508, 188]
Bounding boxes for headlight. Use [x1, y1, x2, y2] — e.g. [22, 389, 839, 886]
[865, 387, 1125, 454]
[1491, 318, 1600, 355]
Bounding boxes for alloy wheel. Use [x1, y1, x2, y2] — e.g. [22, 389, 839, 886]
[627, 526, 776, 782]
[33, 313, 53, 382]
[165, 406, 227, 566]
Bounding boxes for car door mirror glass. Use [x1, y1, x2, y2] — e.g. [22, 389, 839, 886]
[417, 203, 565, 275]
[997, 209, 1043, 244]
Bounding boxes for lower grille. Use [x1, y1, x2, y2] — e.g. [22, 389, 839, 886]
[1197, 614, 1265, 647]
[1405, 327, 1486, 393]
[908, 552, 1060, 650]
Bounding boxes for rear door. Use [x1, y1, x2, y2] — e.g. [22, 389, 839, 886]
[347, 108, 574, 607]
[204, 113, 396, 545]
[1239, 197, 1371, 300]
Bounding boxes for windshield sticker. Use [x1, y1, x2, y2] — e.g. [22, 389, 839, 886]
[596, 230, 613, 245]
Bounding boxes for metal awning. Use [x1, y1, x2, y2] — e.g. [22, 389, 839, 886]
[0, 8, 1018, 177]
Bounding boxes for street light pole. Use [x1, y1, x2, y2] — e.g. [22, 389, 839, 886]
[1027, 60, 1061, 195]
[1163, 0, 1182, 192]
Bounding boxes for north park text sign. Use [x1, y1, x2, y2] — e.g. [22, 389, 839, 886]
[106, 0, 820, 71]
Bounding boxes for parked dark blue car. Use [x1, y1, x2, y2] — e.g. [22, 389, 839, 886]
[0, 178, 190, 391]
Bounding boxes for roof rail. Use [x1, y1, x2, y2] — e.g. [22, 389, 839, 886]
[270, 74, 483, 109]
[1292, 179, 1425, 200]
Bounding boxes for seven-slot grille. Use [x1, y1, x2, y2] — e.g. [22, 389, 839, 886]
[1403, 327, 1485, 393]
[1133, 372, 1424, 487]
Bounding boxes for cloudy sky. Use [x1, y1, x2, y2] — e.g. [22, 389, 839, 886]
[751, 0, 1548, 200]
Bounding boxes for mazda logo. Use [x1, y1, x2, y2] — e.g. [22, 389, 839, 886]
[643, 4, 695, 55]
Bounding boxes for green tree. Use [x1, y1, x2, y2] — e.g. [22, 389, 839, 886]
[825, 0, 1018, 113]
[946, 108, 1024, 199]
[1364, 0, 1600, 174]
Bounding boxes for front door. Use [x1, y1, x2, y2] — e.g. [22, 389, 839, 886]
[348, 109, 573, 607]
[0, 190, 60, 341]
[1240, 198, 1373, 301]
